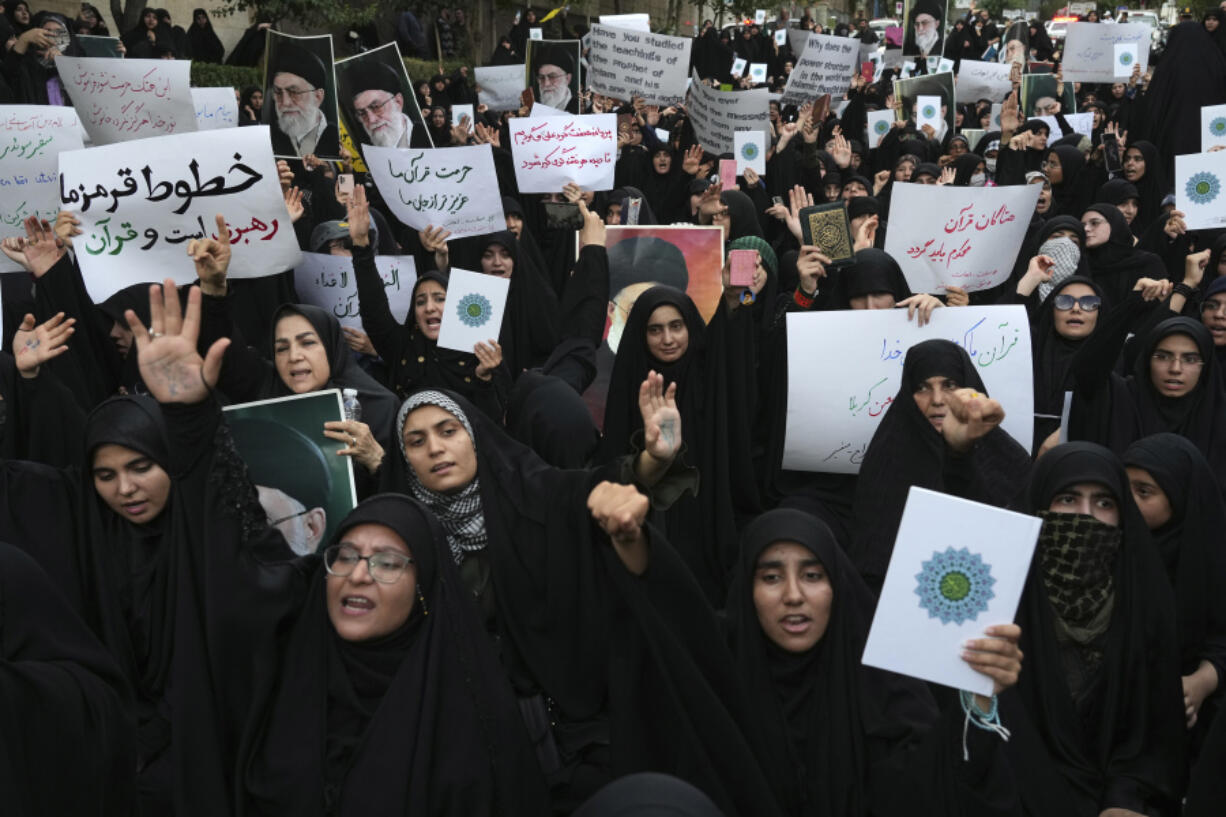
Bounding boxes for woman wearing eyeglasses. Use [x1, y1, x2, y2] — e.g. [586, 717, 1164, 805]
[1080, 203, 1167, 310]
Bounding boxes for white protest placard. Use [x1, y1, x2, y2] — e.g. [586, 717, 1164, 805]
[748, 63, 768, 84]
[529, 27, 543, 40]
[884, 183, 1041, 294]
[58, 126, 301, 302]
[1113, 43, 1138, 78]
[530, 102, 568, 117]
[1060, 22, 1150, 83]
[191, 87, 238, 130]
[1202, 104, 1226, 151]
[475, 65, 526, 111]
[731, 56, 748, 77]
[1038, 113, 1094, 146]
[754, 9, 766, 24]
[955, 60, 1012, 104]
[365, 144, 505, 238]
[437, 267, 510, 353]
[451, 104, 474, 131]
[586, 24, 692, 106]
[990, 103, 1002, 130]
[655, 127, 670, 142]
[293, 252, 417, 330]
[782, 305, 1034, 474]
[734, 131, 766, 175]
[55, 56, 197, 144]
[0, 106, 84, 273]
[938, 57, 955, 74]
[862, 487, 1040, 696]
[916, 95, 942, 133]
[1176, 151, 1226, 231]
[866, 109, 894, 148]
[508, 113, 617, 193]
[775, 29, 787, 46]
[686, 70, 771, 155]
[598, 13, 651, 32]
[781, 32, 860, 105]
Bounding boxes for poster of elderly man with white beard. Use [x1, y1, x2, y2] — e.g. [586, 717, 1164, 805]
[524, 39, 582, 114]
[261, 30, 340, 159]
[336, 42, 435, 150]
[902, 0, 947, 58]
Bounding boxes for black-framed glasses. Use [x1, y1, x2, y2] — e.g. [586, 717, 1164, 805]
[324, 543, 414, 584]
[271, 85, 317, 101]
[1200, 299, 1226, 316]
[1053, 294, 1101, 312]
[1151, 350, 1204, 367]
[354, 94, 395, 120]
[269, 508, 310, 527]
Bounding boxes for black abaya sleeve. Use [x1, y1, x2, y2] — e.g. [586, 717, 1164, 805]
[32, 252, 120, 409]
[0, 542, 136, 817]
[1067, 292, 1155, 444]
[199, 292, 278, 401]
[352, 243, 408, 366]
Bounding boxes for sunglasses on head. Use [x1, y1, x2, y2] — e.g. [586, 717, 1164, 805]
[1053, 294, 1101, 312]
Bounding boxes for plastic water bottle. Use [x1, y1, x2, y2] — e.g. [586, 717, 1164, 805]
[342, 388, 362, 422]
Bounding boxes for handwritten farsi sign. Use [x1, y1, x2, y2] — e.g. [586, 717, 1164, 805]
[365, 143, 505, 238]
[191, 87, 238, 130]
[783, 305, 1034, 474]
[56, 56, 197, 144]
[586, 24, 691, 106]
[884, 182, 1041, 294]
[685, 70, 770, 156]
[1060, 23, 1151, 83]
[0, 106, 84, 272]
[58, 126, 302, 301]
[293, 252, 417, 331]
[474, 65, 527, 112]
[508, 113, 617, 193]
[781, 32, 860, 105]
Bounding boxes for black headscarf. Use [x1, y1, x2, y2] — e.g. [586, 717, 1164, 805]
[1122, 140, 1170, 234]
[852, 341, 1030, 589]
[0, 542, 136, 817]
[835, 248, 912, 307]
[4, 0, 29, 34]
[1002, 442, 1185, 816]
[1044, 145, 1090, 217]
[1032, 275, 1104, 444]
[951, 153, 985, 186]
[727, 508, 941, 817]
[242, 494, 550, 816]
[1123, 434, 1226, 682]
[1083, 203, 1166, 307]
[186, 7, 224, 62]
[720, 189, 764, 240]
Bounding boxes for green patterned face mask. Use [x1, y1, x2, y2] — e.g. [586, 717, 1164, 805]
[1036, 511, 1122, 627]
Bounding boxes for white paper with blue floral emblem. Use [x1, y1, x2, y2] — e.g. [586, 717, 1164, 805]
[1176, 151, 1226, 231]
[862, 486, 1040, 695]
[435, 267, 510, 354]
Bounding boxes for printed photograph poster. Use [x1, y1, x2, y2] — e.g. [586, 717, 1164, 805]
[581, 225, 724, 425]
[1175, 151, 1226, 231]
[436, 267, 510, 354]
[901, 0, 947, 58]
[783, 305, 1034, 473]
[293, 251, 417, 331]
[524, 39, 582, 114]
[893, 72, 955, 138]
[224, 390, 357, 556]
[998, 20, 1028, 65]
[261, 30, 340, 160]
[862, 487, 1040, 696]
[1020, 73, 1077, 119]
[335, 42, 433, 152]
[1202, 103, 1226, 151]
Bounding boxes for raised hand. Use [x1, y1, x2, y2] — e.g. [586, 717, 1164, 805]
[639, 369, 681, 465]
[962, 624, 1023, 708]
[578, 199, 606, 248]
[13, 312, 75, 378]
[342, 326, 376, 356]
[1134, 277, 1172, 302]
[283, 186, 304, 223]
[276, 159, 294, 191]
[796, 246, 831, 295]
[187, 214, 232, 296]
[125, 280, 230, 405]
[1000, 90, 1020, 136]
[942, 387, 1005, 453]
[853, 214, 879, 251]
[898, 293, 943, 326]
[682, 144, 704, 175]
[347, 185, 371, 247]
[473, 339, 503, 380]
[587, 480, 650, 574]
[53, 211, 83, 248]
[323, 419, 384, 474]
[828, 128, 852, 168]
[2, 216, 66, 277]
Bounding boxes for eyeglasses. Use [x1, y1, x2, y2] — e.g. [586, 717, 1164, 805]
[324, 543, 414, 584]
[1201, 299, 1226, 316]
[271, 85, 317, 101]
[269, 508, 310, 527]
[1151, 350, 1204, 367]
[1053, 294, 1101, 312]
[536, 71, 568, 85]
[354, 94, 395, 120]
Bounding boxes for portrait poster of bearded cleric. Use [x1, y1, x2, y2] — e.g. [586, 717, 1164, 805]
[261, 30, 341, 160]
[524, 39, 582, 114]
[902, 0, 947, 58]
[336, 42, 435, 151]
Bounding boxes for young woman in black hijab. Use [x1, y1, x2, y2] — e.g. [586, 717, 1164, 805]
[1116, 141, 1168, 234]
[0, 542, 136, 817]
[5, 11, 83, 105]
[1042, 145, 1095, 218]
[121, 7, 171, 59]
[727, 508, 1025, 817]
[391, 388, 782, 816]
[240, 494, 551, 816]
[1123, 435, 1226, 738]
[186, 7, 224, 63]
[852, 340, 1031, 592]
[1000, 442, 1186, 817]
[1080, 204, 1166, 309]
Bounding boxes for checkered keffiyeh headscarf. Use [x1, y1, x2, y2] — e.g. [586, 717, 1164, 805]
[397, 391, 487, 564]
[1036, 236, 1082, 303]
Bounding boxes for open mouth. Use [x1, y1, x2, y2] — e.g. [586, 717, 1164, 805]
[431, 461, 455, 475]
[780, 614, 811, 634]
[341, 595, 375, 615]
[122, 500, 149, 516]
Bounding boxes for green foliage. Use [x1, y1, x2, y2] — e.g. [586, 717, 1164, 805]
[975, 0, 1028, 20]
[190, 61, 262, 89]
[402, 57, 472, 80]
[210, 0, 380, 30]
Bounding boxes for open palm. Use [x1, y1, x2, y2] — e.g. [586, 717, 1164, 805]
[125, 280, 229, 404]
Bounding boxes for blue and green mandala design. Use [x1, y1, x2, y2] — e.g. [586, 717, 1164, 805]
[456, 293, 493, 328]
[1186, 172, 1221, 206]
[915, 546, 995, 625]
